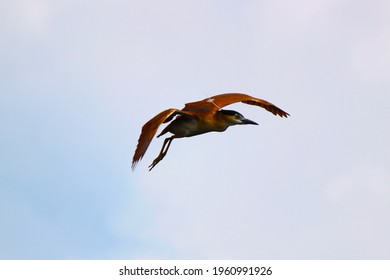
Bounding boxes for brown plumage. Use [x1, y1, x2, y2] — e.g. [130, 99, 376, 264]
[132, 93, 289, 171]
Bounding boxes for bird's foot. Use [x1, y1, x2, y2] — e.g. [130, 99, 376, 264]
[148, 155, 163, 171]
[148, 137, 173, 171]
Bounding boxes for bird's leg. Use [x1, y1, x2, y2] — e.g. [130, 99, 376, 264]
[149, 136, 174, 171]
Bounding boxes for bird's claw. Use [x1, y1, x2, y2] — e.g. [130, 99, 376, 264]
[148, 156, 162, 171]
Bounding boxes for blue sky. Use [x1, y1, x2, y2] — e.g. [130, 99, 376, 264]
[1, 0, 389, 259]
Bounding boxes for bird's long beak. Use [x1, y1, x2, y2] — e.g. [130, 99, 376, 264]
[242, 118, 258, 125]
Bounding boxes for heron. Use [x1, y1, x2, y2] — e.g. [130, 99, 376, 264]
[132, 93, 289, 171]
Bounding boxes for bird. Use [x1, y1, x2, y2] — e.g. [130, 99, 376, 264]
[132, 93, 289, 171]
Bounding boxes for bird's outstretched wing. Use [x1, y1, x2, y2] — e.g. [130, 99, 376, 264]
[183, 93, 290, 118]
[132, 109, 192, 169]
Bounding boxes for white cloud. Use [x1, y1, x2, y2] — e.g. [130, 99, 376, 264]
[1, 0, 55, 37]
[324, 163, 389, 206]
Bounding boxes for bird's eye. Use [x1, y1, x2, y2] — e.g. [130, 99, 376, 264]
[234, 113, 240, 119]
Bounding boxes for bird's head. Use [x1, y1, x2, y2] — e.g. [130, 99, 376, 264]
[219, 109, 258, 126]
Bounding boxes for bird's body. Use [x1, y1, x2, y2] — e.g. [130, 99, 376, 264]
[132, 93, 289, 170]
[159, 111, 229, 137]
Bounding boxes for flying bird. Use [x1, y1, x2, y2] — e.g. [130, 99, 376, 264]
[132, 93, 289, 171]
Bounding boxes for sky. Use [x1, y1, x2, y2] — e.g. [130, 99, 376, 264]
[1, 0, 389, 259]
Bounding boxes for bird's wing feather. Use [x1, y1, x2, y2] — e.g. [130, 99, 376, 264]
[183, 93, 290, 118]
[132, 109, 192, 169]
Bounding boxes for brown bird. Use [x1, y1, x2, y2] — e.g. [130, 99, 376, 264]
[132, 93, 289, 171]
